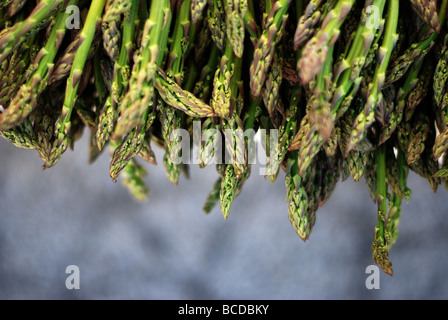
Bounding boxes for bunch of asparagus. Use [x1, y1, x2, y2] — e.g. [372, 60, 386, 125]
[1, 0, 448, 275]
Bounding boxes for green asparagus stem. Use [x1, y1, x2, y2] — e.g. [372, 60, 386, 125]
[347, 0, 399, 154]
[45, 0, 107, 168]
[250, 0, 291, 97]
[372, 144, 393, 276]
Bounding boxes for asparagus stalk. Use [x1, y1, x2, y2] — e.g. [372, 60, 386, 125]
[191, 0, 207, 24]
[409, 0, 440, 33]
[45, 0, 107, 168]
[285, 151, 311, 241]
[297, 0, 354, 85]
[102, 0, 132, 61]
[250, 0, 291, 97]
[203, 176, 222, 214]
[207, 0, 226, 51]
[113, 0, 172, 138]
[346, 0, 399, 154]
[159, 0, 192, 186]
[372, 144, 393, 276]
[96, 0, 139, 151]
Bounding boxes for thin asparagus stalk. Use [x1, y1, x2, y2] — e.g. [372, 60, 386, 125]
[405, 58, 433, 121]
[379, 56, 424, 145]
[409, 0, 440, 33]
[219, 163, 250, 219]
[6, 0, 26, 17]
[203, 176, 222, 214]
[387, 148, 411, 248]
[102, 0, 132, 61]
[191, 0, 207, 24]
[96, 0, 139, 151]
[264, 86, 299, 181]
[293, 0, 323, 50]
[45, 0, 107, 168]
[159, 0, 192, 186]
[285, 150, 321, 241]
[386, 146, 410, 201]
[407, 112, 431, 165]
[372, 144, 393, 276]
[224, 114, 246, 178]
[242, 0, 259, 46]
[347, 0, 399, 154]
[198, 117, 220, 168]
[0, 33, 36, 107]
[330, 0, 386, 118]
[297, 0, 354, 85]
[250, 0, 291, 97]
[121, 157, 150, 201]
[224, 0, 246, 58]
[210, 39, 241, 119]
[261, 48, 283, 128]
[293, 44, 334, 176]
[0, 117, 36, 149]
[113, 0, 172, 138]
[156, 67, 216, 117]
[207, 0, 226, 51]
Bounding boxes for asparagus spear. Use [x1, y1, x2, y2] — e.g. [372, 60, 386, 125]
[372, 144, 393, 276]
[6, 0, 27, 17]
[191, 0, 207, 24]
[219, 163, 250, 219]
[102, 0, 132, 61]
[347, 0, 399, 154]
[264, 86, 299, 181]
[293, 0, 323, 50]
[0, 117, 36, 149]
[0, 33, 37, 108]
[250, 0, 291, 97]
[224, 0, 246, 58]
[297, 0, 354, 85]
[385, 148, 409, 251]
[409, 0, 440, 33]
[45, 0, 107, 168]
[207, 0, 226, 51]
[96, 0, 139, 151]
[285, 151, 311, 241]
[121, 158, 150, 201]
[406, 112, 431, 165]
[159, 0, 192, 186]
[203, 176, 222, 214]
[261, 48, 283, 128]
[156, 67, 216, 118]
[113, 0, 172, 139]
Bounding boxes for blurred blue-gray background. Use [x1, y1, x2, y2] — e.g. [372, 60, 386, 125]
[0, 132, 447, 300]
